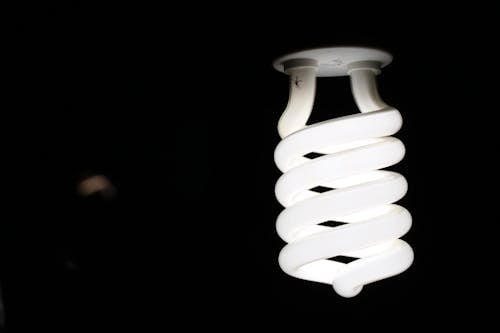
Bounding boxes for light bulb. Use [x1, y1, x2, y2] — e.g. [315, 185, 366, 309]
[273, 47, 413, 297]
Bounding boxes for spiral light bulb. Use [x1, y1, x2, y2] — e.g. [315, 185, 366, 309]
[273, 47, 413, 297]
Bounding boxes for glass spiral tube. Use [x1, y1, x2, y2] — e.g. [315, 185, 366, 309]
[274, 57, 413, 297]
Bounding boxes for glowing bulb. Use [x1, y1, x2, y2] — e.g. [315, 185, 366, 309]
[273, 47, 413, 297]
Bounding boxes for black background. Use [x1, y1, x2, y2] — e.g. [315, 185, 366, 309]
[2, 2, 498, 331]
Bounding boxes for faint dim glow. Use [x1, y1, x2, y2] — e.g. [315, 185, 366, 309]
[273, 47, 413, 297]
[77, 175, 116, 198]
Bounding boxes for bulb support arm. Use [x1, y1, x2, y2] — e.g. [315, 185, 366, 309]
[277, 59, 318, 139]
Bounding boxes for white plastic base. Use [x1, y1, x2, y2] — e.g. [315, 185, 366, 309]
[273, 47, 393, 77]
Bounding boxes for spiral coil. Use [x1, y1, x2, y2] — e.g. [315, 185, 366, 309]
[274, 54, 413, 297]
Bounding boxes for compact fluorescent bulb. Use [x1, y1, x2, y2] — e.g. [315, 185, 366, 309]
[273, 47, 413, 297]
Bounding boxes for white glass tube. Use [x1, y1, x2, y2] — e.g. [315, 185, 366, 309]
[274, 61, 413, 297]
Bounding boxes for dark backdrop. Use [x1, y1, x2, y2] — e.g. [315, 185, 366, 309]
[2, 3, 497, 331]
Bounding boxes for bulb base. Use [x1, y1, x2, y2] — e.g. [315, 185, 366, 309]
[273, 46, 393, 77]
